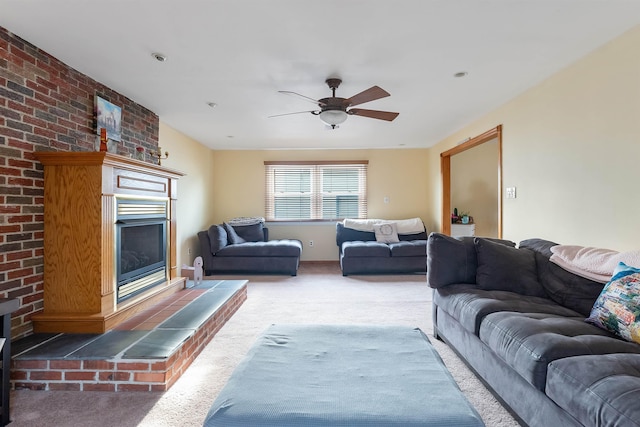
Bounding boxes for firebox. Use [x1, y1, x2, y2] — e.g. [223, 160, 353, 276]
[115, 198, 169, 302]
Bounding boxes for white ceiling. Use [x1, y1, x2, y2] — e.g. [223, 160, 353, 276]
[2, 1, 639, 150]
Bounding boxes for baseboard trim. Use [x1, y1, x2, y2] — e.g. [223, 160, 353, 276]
[299, 261, 340, 266]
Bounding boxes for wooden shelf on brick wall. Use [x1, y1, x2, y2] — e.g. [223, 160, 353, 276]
[33, 152, 186, 334]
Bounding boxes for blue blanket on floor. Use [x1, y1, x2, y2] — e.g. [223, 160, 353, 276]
[204, 324, 484, 427]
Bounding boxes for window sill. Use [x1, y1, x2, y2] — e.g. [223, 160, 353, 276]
[265, 220, 341, 226]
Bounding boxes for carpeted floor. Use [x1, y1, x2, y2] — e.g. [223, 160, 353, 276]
[9, 263, 520, 426]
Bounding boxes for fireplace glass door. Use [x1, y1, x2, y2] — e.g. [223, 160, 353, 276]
[114, 197, 170, 302]
[117, 219, 167, 301]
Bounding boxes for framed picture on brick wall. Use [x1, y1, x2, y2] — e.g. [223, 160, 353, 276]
[95, 95, 122, 141]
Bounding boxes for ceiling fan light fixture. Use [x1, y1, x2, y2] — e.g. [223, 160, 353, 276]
[273, 78, 398, 127]
[319, 110, 348, 126]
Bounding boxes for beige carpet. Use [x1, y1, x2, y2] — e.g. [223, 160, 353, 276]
[10, 263, 520, 427]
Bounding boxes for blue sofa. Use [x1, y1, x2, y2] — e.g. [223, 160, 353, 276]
[428, 233, 640, 427]
[336, 221, 427, 275]
[197, 222, 302, 276]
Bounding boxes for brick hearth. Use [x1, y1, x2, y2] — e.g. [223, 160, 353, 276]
[10, 280, 246, 392]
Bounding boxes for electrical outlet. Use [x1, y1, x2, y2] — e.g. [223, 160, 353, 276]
[506, 187, 517, 199]
[309, 240, 314, 247]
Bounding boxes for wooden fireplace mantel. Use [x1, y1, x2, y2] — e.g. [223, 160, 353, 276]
[33, 152, 186, 334]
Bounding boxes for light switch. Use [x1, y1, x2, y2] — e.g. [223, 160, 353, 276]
[506, 187, 517, 199]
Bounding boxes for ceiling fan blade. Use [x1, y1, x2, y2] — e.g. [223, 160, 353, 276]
[349, 108, 399, 121]
[268, 110, 318, 118]
[278, 91, 326, 106]
[347, 86, 390, 107]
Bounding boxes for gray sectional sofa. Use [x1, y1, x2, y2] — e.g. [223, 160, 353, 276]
[427, 233, 640, 427]
[336, 221, 427, 275]
[197, 222, 302, 276]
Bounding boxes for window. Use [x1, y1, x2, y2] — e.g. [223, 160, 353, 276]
[265, 161, 368, 221]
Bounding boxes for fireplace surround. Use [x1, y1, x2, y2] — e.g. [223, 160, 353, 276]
[33, 152, 186, 334]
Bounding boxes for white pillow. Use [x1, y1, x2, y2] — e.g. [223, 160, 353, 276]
[374, 222, 400, 243]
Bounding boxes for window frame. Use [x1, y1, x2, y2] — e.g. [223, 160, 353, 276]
[264, 160, 368, 222]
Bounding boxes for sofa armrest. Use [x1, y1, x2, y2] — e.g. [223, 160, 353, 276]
[197, 231, 217, 274]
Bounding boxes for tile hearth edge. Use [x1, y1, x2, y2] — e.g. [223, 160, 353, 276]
[11, 280, 247, 392]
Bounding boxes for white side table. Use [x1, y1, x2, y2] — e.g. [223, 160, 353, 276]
[451, 223, 476, 238]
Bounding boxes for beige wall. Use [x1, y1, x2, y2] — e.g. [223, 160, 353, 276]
[159, 123, 216, 269]
[159, 24, 640, 264]
[450, 139, 499, 237]
[428, 25, 640, 251]
[211, 149, 430, 260]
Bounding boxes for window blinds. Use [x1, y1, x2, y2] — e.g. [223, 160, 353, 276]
[264, 161, 368, 221]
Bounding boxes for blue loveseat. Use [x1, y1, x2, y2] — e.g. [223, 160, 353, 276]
[336, 220, 428, 275]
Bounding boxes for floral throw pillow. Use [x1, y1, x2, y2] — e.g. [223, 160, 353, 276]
[586, 262, 640, 344]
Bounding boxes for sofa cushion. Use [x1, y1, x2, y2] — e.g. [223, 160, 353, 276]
[434, 285, 581, 335]
[224, 222, 246, 244]
[232, 222, 265, 243]
[216, 240, 302, 257]
[399, 232, 428, 241]
[520, 238, 604, 316]
[336, 223, 377, 247]
[374, 222, 400, 243]
[475, 238, 547, 297]
[546, 354, 640, 427]
[479, 312, 640, 391]
[518, 238, 557, 256]
[389, 240, 427, 257]
[586, 262, 640, 344]
[208, 225, 228, 254]
[342, 241, 390, 258]
[336, 222, 428, 249]
[427, 233, 478, 288]
[427, 233, 516, 289]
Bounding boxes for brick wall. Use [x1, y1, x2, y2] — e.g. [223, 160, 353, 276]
[0, 26, 160, 339]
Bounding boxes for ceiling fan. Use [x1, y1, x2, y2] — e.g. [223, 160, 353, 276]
[270, 78, 399, 129]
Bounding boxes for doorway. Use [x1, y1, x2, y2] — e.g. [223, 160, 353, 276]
[440, 125, 502, 238]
